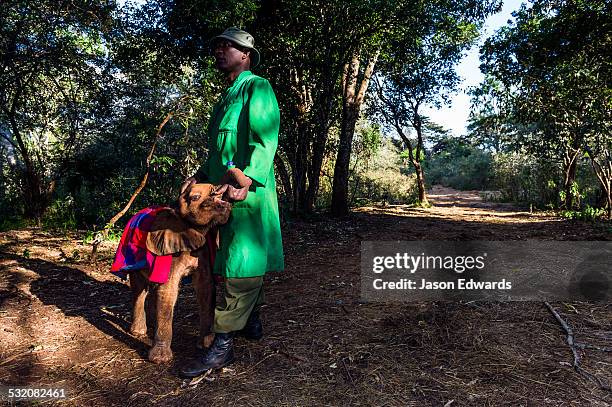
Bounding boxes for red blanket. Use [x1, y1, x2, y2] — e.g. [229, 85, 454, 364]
[110, 206, 216, 284]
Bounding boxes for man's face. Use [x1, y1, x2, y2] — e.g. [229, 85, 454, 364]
[213, 40, 250, 73]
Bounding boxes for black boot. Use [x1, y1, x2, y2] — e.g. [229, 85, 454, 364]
[180, 333, 235, 378]
[238, 309, 263, 340]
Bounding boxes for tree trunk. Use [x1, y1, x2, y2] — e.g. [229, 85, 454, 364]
[331, 47, 380, 217]
[8, 107, 50, 223]
[274, 153, 292, 203]
[412, 116, 428, 206]
[286, 66, 313, 215]
[331, 107, 359, 216]
[22, 170, 46, 224]
[562, 148, 580, 209]
[304, 83, 335, 213]
[414, 161, 428, 205]
[290, 124, 309, 214]
[304, 128, 327, 212]
[585, 145, 612, 219]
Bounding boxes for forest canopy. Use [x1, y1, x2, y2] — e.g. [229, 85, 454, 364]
[1, 0, 610, 230]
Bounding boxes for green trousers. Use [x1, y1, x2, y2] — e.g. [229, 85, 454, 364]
[213, 276, 264, 333]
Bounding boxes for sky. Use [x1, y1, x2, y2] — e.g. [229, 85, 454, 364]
[423, 0, 524, 136]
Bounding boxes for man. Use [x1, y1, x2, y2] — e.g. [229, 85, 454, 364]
[180, 27, 284, 378]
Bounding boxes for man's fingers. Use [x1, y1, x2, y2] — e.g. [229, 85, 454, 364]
[180, 177, 197, 194]
[225, 185, 248, 202]
[213, 184, 229, 196]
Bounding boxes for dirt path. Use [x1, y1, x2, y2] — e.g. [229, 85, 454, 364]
[0, 186, 610, 406]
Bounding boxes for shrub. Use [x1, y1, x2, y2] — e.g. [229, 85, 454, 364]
[423, 135, 495, 190]
[560, 205, 607, 221]
[317, 131, 419, 208]
[490, 152, 600, 209]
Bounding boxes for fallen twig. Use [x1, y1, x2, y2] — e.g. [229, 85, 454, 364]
[341, 357, 354, 384]
[277, 349, 308, 363]
[544, 302, 611, 392]
[575, 342, 612, 352]
[0, 349, 32, 366]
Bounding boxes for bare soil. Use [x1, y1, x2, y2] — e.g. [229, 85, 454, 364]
[1, 186, 611, 406]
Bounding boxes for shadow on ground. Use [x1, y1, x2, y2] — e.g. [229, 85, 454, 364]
[1, 253, 148, 358]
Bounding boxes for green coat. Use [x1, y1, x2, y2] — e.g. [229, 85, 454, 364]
[199, 70, 284, 278]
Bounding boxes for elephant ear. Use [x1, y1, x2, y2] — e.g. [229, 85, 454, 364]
[146, 209, 207, 255]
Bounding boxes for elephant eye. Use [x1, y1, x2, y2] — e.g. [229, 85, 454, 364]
[190, 194, 201, 201]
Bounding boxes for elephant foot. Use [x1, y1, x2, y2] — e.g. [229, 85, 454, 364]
[130, 323, 148, 337]
[148, 344, 173, 364]
[197, 333, 215, 350]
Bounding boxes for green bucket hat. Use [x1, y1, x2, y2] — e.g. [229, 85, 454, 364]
[211, 27, 260, 68]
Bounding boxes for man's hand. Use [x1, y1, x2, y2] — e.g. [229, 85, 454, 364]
[213, 168, 252, 202]
[180, 177, 197, 194]
[213, 184, 249, 202]
[219, 168, 252, 189]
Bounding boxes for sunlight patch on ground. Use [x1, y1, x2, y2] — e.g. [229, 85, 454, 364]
[354, 186, 564, 225]
[354, 204, 557, 224]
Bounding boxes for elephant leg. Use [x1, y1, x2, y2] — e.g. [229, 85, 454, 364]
[129, 270, 149, 337]
[148, 260, 182, 364]
[193, 251, 216, 349]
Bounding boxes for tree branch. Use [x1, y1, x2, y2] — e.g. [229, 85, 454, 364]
[90, 100, 183, 261]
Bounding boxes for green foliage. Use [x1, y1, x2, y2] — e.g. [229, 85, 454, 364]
[487, 152, 601, 209]
[0, 217, 31, 232]
[353, 135, 419, 205]
[351, 169, 419, 206]
[42, 196, 79, 231]
[370, 1, 499, 206]
[561, 206, 607, 222]
[82, 227, 122, 244]
[559, 182, 585, 210]
[477, 0, 612, 212]
[4, 0, 607, 228]
[425, 143, 493, 190]
[151, 156, 177, 174]
[318, 129, 419, 207]
[0, 151, 22, 222]
[490, 152, 561, 206]
[0, 0, 117, 219]
[356, 123, 382, 159]
[424, 141, 603, 211]
[400, 148, 425, 163]
[467, 77, 515, 153]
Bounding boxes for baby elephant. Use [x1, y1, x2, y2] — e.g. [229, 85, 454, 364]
[126, 181, 231, 364]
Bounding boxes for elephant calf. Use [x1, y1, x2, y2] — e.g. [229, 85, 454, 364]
[125, 181, 231, 364]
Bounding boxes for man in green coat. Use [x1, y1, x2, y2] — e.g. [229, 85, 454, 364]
[181, 28, 284, 378]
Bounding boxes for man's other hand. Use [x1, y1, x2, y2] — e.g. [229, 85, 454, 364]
[213, 184, 249, 202]
[219, 168, 253, 189]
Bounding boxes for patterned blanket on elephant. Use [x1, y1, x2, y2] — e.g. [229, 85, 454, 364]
[110, 206, 218, 284]
[110, 206, 173, 283]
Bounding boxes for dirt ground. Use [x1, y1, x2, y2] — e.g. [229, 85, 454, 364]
[1, 186, 611, 406]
